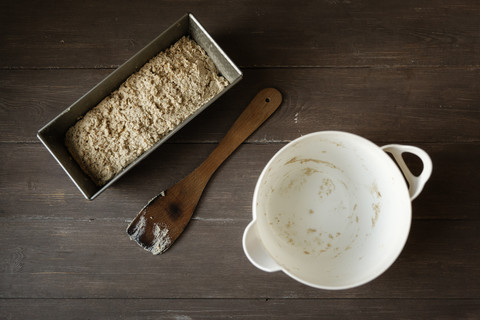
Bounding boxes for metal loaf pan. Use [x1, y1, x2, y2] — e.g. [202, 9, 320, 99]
[37, 13, 242, 200]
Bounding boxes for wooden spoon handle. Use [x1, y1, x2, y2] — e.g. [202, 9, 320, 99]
[126, 88, 282, 255]
[198, 88, 283, 176]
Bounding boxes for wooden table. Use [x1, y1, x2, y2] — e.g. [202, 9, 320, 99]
[1, 1, 479, 318]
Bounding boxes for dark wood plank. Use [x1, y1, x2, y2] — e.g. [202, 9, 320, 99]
[2, 143, 479, 299]
[1, 142, 479, 221]
[1, 68, 479, 143]
[0, 69, 112, 143]
[1, 298, 479, 319]
[1, 0, 479, 68]
[0, 218, 479, 299]
[1, 141, 479, 299]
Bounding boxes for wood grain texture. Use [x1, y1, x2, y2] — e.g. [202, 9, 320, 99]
[1, 299, 479, 319]
[0, 219, 479, 299]
[1, 68, 479, 143]
[1, 0, 479, 318]
[1, 0, 479, 68]
[1, 143, 479, 221]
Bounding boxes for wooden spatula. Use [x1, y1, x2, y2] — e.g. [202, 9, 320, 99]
[126, 88, 283, 254]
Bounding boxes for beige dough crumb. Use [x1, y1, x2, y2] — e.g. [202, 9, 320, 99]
[65, 36, 229, 185]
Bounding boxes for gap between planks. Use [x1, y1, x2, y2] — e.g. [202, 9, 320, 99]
[1, 65, 480, 71]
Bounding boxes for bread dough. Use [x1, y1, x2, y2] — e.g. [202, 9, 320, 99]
[65, 36, 229, 185]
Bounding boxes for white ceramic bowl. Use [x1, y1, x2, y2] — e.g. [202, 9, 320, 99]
[243, 131, 432, 290]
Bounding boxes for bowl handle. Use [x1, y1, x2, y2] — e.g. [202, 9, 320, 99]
[242, 220, 282, 272]
[381, 145, 433, 200]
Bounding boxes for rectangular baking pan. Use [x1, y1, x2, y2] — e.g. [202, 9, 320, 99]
[37, 13, 242, 200]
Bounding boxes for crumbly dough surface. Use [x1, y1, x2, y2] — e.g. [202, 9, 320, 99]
[65, 36, 229, 185]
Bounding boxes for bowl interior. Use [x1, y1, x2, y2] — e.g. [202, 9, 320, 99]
[254, 132, 411, 289]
